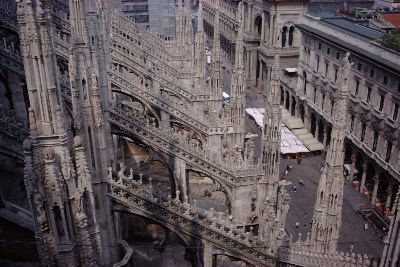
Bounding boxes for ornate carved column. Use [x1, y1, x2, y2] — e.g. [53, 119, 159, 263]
[258, 59, 263, 88]
[203, 241, 213, 267]
[360, 164, 367, 194]
[371, 176, 380, 205]
[269, 14, 274, 45]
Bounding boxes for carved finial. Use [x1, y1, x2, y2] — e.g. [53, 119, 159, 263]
[73, 135, 83, 148]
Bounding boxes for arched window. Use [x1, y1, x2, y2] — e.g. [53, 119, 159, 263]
[281, 26, 287, 47]
[303, 71, 307, 95]
[82, 79, 88, 100]
[288, 26, 295, 46]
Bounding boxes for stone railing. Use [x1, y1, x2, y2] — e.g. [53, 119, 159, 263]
[110, 12, 174, 71]
[108, 106, 264, 187]
[107, 165, 276, 267]
[0, 200, 34, 231]
[48, 0, 70, 34]
[279, 245, 377, 267]
[53, 31, 69, 60]
[110, 38, 196, 102]
[110, 11, 200, 94]
[109, 69, 209, 134]
[0, 0, 19, 32]
[0, 109, 29, 160]
[0, 42, 25, 77]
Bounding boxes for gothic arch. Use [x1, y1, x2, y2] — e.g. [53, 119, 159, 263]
[377, 171, 389, 205]
[111, 90, 161, 124]
[344, 141, 353, 164]
[365, 161, 376, 194]
[254, 15, 262, 36]
[170, 121, 206, 149]
[285, 91, 290, 110]
[185, 166, 233, 213]
[281, 26, 288, 48]
[317, 119, 325, 143]
[110, 130, 178, 197]
[299, 103, 305, 123]
[290, 95, 296, 116]
[310, 112, 317, 137]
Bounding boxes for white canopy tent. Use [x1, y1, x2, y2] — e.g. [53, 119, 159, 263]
[245, 108, 309, 154]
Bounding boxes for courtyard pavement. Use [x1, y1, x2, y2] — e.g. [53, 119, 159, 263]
[280, 155, 384, 259]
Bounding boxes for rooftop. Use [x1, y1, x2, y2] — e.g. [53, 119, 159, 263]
[321, 17, 386, 40]
[383, 13, 400, 27]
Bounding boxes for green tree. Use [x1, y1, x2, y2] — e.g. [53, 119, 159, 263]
[381, 29, 400, 53]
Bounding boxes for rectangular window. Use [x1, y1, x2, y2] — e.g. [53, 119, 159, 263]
[319, 43, 322, 50]
[393, 103, 399, 121]
[372, 131, 378, 152]
[330, 100, 334, 116]
[357, 63, 362, 71]
[355, 80, 360, 96]
[366, 87, 372, 103]
[336, 52, 340, 60]
[361, 122, 366, 142]
[379, 94, 385, 112]
[322, 93, 326, 110]
[327, 48, 330, 55]
[385, 141, 392, 163]
[383, 76, 388, 85]
[317, 57, 320, 71]
[350, 115, 355, 133]
[313, 87, 317, 103]
[370, 69, 374, 77]
[334, 68, 338, 82]
[325, 63, 328, 77]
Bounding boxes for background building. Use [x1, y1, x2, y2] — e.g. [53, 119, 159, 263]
[112, 0, 178, 37]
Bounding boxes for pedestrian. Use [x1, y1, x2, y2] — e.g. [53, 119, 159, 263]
[284, 170, 288, 176]
[286, 164, 290, 171]
[297, 156, 302, 164]
[349, 243, 354, 253]
[299, 179, 304, 186]
[295, 222, 299, 228]
[293, 185, 297, 193]
[364, 222, 369, 230]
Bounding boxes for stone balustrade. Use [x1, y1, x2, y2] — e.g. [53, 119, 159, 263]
[107, 164, 276, 267]
[0, 40, 25, 77]
[53, 30, 69, 59]
[0, 107, 29, 160]
[110, 38, 197, 102]
[110, 11, 202, 98]
[109, 69, 209, 134]
[0, 0, 18, 32]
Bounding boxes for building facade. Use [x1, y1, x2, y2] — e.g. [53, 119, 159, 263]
[291, 14, 400, 215]
[112, 0, 177, 37]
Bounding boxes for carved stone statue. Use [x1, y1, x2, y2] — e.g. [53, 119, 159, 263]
[341, 52, 353, 85]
